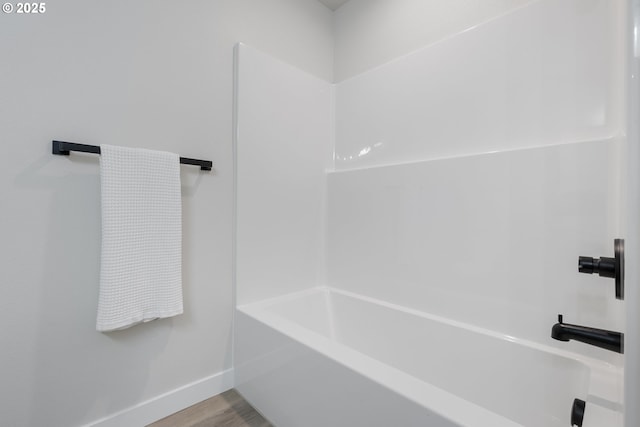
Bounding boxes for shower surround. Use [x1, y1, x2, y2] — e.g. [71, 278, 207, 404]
[234, 0, 626, 425]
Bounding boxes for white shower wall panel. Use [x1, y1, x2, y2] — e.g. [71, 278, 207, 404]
[235, 43, 333, 305]
[334, 0, 624, 170]
[325, 139, 623, 363]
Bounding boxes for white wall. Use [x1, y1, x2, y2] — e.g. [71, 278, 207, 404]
[235, 44, 333, 305]
[334, 0, 623, 170]
[326, 0, 626, 365]
[333, 0, 533, 82]
[326, 139, 624, 363]
[0, 1, 332, 426]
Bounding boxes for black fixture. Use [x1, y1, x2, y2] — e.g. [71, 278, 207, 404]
[52, 140, 213, 171]
[571, 398, 585, 427]
[578, 239, 624, 300]
[551, 314, 623, 353]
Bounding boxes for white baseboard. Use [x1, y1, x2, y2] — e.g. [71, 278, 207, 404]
[84, 369, 234, 427]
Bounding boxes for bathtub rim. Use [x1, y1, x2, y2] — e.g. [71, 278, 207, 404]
[239, 286, 622, 369]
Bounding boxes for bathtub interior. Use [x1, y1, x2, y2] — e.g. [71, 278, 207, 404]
[240, 288, 622, 427]
[329, 291, 589, 427]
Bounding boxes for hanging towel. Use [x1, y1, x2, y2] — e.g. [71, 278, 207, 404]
[96, 144, 183, 332]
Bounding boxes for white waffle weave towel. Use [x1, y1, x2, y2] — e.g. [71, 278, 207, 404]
[97, 144, 183, 332]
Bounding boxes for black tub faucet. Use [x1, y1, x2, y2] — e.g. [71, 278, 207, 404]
[551, 315, 623, 353]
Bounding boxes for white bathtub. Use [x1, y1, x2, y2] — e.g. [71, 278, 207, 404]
[234, 288, 623, 427]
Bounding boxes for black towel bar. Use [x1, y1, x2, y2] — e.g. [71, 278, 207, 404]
[52, 140, 213, 171]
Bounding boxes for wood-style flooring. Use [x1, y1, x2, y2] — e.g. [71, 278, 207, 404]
[147, 389, 273, 427]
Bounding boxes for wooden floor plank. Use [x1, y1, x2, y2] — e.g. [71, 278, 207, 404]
[147, 389, 273, 427]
